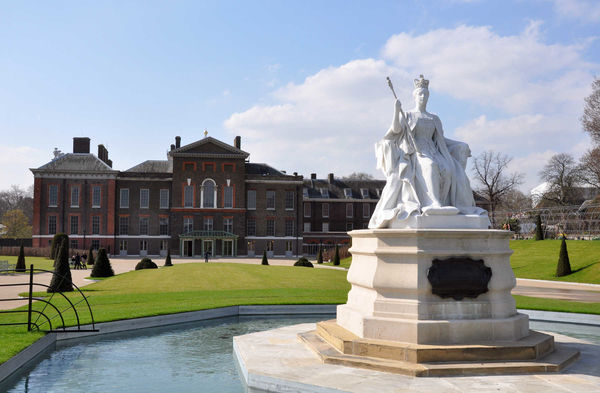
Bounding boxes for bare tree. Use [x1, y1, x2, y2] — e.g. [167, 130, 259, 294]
[342, 172, 375, 181]
[539, 153, 581, 206]
[578, 147, 600, 190]
[0, 185, 33, 224]
[582, 77, 600, 144]
[472, 151, 524, 226]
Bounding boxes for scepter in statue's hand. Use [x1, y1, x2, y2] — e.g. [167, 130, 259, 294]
[387, 76, 405, 120]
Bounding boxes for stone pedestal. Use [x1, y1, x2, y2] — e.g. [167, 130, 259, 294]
[336, 228, 528, 344]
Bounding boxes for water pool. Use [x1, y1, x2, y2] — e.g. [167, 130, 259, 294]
[2, 315, 599, 392]
[1, 315, 331, 393]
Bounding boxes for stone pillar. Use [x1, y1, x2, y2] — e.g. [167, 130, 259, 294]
[336, 228, 529, 344]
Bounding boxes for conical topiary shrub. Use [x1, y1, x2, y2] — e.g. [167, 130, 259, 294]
[261, 250, 269, 265]
[556, 236, 572, 277]
[535, 214, 544, 241]
[91, 248, 114, 278]
[87, 246, 95, 265]
[333, 244, 340, 266]
[317, 247, 323, 264]
[164, 248, 173, 266]
[15, 243, 26, 272]
[47, 239, 74, 293]
[50, 233, 69, 262]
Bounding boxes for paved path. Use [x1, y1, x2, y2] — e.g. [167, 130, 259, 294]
[1, 258, 599, 310]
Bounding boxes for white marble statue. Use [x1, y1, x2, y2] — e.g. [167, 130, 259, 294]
[369, 75, 487, 228]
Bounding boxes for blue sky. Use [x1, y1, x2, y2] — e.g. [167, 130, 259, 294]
[1, 0, 599, 193]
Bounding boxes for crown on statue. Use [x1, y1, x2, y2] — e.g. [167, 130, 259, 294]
[413, 74, 429, 89]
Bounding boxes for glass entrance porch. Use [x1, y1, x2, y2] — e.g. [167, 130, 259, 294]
[179, 230, 238, 257]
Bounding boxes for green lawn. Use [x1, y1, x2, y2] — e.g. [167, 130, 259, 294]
[0, 256, 54, 272]
[0, 263, 350, 364]
[320, 256, 352, 269]
[510, 239, 600, 283]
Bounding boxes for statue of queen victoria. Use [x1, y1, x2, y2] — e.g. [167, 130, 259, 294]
[369, 75, 488, 229]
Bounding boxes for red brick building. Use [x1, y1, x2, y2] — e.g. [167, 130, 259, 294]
[31, 136, 303, 257]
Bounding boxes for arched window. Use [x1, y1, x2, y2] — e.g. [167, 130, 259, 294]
[202, 179, 217, 208]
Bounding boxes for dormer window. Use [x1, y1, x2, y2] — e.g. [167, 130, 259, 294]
[303, 188, 309, 198]
[360, 188, 369, 199]
[376, 188, 381, 198]
[320, 188, 329, 198]
[344, 188, 352, 199]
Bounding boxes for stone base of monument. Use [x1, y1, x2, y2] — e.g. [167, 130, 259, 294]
[302, 228, 580, 376]
[299, 321, 579, 377]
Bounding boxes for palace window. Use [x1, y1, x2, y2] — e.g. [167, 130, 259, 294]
[140, 189, 149, 209]
[70, 239, 78, 250]
[247, 190, 256, 210]
[48, 216, 57, 235]
[202, 179, 216, 208]
[266, 219, 275, 236]
[363, 203, 370, 218]
[139, 217, 149, 235]
[120, 189, 129, 208]
[285, 191, 294, 210]
[119, 216, 129, 235]
[91, 240, 100, 250]
[70, 216, 78, 235]
[344, 188, 353, 199]
[246, 217, 256, 236]
[92, 186, 101, 208]
[304, 222, 311, 232]
[320, 188, 329, 198]
[322, 203, 329, 218]
[346, 203, 353, 218]
[224, 186, 233, 208]
[224, 218, 233, 233]
[119, 240, 128, 252]
[92, 216, 100, 235]
[183, 217, 193, 233]
[70, 186, 79, 207]
[48, 185, 58, 207]
[285, 220, 295, 237]
[361, 188, 369, 199]
[266, 191, 275, 210]
[204, 217, 213, 231]
[346, 222, 354, 231]
[322, 222, 329, 232]
[159, 217, 169, 236]
[160, 189, 169, 209]
[184, 185, 194, 208]
[304, 203, 311, 217]
[140, 240, 148, 251]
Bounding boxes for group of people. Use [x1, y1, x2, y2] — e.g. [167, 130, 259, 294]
[71, 253, 87, 270]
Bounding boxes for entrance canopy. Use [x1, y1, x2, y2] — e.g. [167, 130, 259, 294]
[179, 230, 238, 257]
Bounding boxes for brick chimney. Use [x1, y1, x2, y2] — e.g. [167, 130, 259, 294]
[311, 173, 317, 180]
[73, 137, 90, 153]
[175, 136, 181, 149]
[328, 173, 334, 184]
[234, 136, 241, 149]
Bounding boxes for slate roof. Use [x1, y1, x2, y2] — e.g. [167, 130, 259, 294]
[125, 160, 172, 173]
[245, 163, 285, 176]
[32, 153, 116, 173]
[303, 177, 386, 200]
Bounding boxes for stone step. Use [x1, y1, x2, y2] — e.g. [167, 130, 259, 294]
[317, 320, 556, 363]
[300, 330, 580, 377]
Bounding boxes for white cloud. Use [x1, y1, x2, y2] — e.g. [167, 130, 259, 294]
[382, 22, 594, 114]
[0, 146, 41, 190]
[225, 24, 597, 191]
[552, 0, 600, 23]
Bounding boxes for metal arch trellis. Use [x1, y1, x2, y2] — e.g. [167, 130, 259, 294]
[0, 264, 98, 333]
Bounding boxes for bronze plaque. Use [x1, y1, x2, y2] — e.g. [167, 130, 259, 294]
[427, 257, 492, 300]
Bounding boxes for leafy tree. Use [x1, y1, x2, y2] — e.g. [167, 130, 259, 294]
[535, 214, 544, 241]
[317, 247, 323, 264]
[50, 234, 69, 262]
[539, 153, 581, 206]
[333, 244, 340, 266]
[47, 239, 73, 293]
[0, 209, 32, 238]
[556, 237, 572, 277]
[261, 250, 269, 265]
[87, 246, 95, 265]
[472, 151, 524, 226]
[164, 248, 173, 266]
[15, 243, 26, 272]
[582, 77, 600, 145]
[91, 248, 114, 278]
